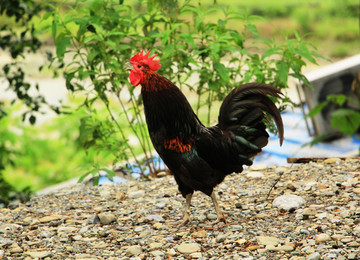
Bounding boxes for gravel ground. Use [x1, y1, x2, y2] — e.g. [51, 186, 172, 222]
[1, 158, 360, 260]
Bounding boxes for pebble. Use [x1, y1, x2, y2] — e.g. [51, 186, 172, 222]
[145, 214, 164, 222]
[272, 194, 305, 210]
[177, 243, 201, 254]
[315, 234, 331, 243]
[126, 245, 142, 256]
[246, 171, 264, 178]
[1, 160, 360, 259]
[303, 207, 317, 216]
[149, 242, 162, 250]
[256, 236, 280, 246]
[24, 251, 52, 258]
[128, 190, 145, 198]
[307, 252, 321, 260]
[98, 213, 116, 224]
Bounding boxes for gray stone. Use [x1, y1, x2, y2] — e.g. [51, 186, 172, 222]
[177, 243, 201, 254]
[215, 233, 226, 243]
[98, 213, 116, 224]
[315, 233, 331, 243]
[24, 251, 52, 259]
[150, 250, 164, 257]
[145, 214, 164, 222]
[125, 245, 142, 256]
[307, 252, 321, 260]
[256, 236, 280, 246]
[128, 190, 145, 198]
[272, 194, 305, 210]
[303, 207, 317, 216]
[88, 215, 101, 224]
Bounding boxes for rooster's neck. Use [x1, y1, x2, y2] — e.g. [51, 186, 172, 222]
[140, 72, 202, 138]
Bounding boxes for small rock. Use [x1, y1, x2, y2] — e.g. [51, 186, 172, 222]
[24, 251, 52, 258]
[207, 213, 217, 220]
[157, 171, 167, 177]
[247, 245, 260, 251]
[167, 248, 176, 256]
[150, 250, 164, 257]
[39, 215, 62, 223]
[315, 233, 331, 243]
[331, 234, 345, 241]
[323, 158, 341, 164]
[72, 234, 83, 241]
[9, 243, 23, 253]
[272, 194, 305, 211]
[190, 252, 202, 258]
[256, 236, 280, 246]
[177, 243, 201, 254]
[88, 215, 101, 224]
[352, 188, 360, 194]
[347, 241, 360, 247]
[250, 164, 267, 170]
[155, 202, 166, 209]
[145, 214, 164, 222]
[149, 242, 162, 250]
[246, 171, 264, 178]
[125, 245, 142, 256]
[153, 223, 163, 229]
[116, 191, 126, 200]
[128, 190, 145, 199]
[266, 245, 294, 252]
[340, 209, 351, 218]
[215, 233, 226, 243]
[348, 253, 358, 260]
[235, 238, 247, 245]
[98, 213, 116, 225]
[194, 230, 206, 238]
[307, 252, 321, 260]
[303, 207, 317, 216]
[134, 226, 143, 232]
[315, 212, 329, 219]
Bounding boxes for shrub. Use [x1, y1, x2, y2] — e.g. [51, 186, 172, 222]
[46, 0, 319, 180]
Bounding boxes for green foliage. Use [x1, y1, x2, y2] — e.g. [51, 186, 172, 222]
[44, 0, 319, 181]
[3, 0, 348, 197]
[309, 94, 360, 137]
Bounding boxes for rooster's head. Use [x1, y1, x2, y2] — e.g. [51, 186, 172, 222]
[128, 50, 161, 86]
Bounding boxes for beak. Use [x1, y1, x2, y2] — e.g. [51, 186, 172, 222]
[125, 62, 133, 71]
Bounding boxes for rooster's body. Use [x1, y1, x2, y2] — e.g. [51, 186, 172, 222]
[128, 50, 284, 225]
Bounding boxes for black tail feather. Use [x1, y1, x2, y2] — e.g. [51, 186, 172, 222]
[218, 83, 284, 149]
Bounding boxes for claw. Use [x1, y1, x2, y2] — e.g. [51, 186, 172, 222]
[168, 193, 192, 228]
[209, 190, 226, 225]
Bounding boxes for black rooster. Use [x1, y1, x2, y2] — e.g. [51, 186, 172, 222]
[127, 50, 284, 226]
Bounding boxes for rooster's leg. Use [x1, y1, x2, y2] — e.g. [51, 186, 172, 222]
[209, 190, 226, 225]
[169, 193, 192, 227]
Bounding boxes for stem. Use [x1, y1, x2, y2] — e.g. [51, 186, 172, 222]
[207, 89, 213, 126]
[114, 93, 148, 178]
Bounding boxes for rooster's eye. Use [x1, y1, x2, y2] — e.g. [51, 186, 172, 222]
[137, 65, 141, 68]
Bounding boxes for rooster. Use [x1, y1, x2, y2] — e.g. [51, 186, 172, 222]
[127, 50, 284, 226]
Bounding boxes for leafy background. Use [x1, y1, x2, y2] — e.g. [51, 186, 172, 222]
[0, 0, 359, 206]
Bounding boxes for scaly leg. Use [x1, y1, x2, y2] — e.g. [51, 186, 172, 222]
[169, 193, 192, 227]
[209, 190, 226, 225]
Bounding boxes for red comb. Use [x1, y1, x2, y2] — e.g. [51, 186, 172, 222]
[130, 50, 161, 71]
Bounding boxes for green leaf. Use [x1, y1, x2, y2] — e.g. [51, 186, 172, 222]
[275, 62, 289, 85]
[214, 62, 230, 83]
[56, 35, 71, 60]
[245, 24, 258, 35]
[296, 42, 317, 64]
[307, 102, 328, 117]
[331, 109, 360, 136]
[262, 46, 280, 60]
